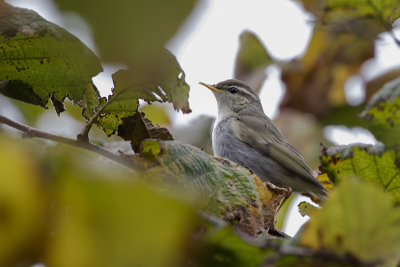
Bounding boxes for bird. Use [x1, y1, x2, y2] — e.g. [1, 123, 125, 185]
[199, 79, 327, 199]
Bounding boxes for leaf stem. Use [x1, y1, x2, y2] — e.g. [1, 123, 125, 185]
[78, 90, 122, 142]
[0, 114, 145, 171]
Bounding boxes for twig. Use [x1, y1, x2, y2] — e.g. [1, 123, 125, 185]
[78, 90, 124, 142]
[0, 114, 144, 171]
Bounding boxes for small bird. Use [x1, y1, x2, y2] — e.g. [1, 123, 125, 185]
[199, 79, 327, 199]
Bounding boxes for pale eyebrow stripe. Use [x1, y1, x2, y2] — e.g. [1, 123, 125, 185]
[235, 86, 259, 100]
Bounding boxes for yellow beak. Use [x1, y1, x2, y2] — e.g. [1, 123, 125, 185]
[199, 82, 223, 92]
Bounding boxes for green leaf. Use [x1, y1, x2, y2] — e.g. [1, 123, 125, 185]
[145, 140, 291, 237]
[0, 135, 46, 266]
[234, 31, 272, 93]
[325, 0, 400, 28]
[301, 178, 400, 265]
[95, 50, 190, 135]
[193, 226, 273, 267]
[321, 144, 400, 205]
[51, 0, 198, 66]
[298, 201, 318, 217]
[361, 77, 400, 148]
[46, 162, 195, 267]
[0, 4, 102, 112]
[300, 0, 400, 32]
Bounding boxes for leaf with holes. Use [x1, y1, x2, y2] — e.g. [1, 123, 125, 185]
[361, 77, 400, 149]
[94, 50, 190, 136]
[320, 144, 400, 205]
[143, 140, 291, 237]
[0, 4, 102, 114]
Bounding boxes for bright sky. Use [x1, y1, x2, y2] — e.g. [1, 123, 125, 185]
[6, 0, 400, 236]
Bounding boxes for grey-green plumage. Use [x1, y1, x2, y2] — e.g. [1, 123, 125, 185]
[200, 79, 327, 199]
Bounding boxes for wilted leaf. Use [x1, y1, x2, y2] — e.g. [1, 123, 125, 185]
[361, 77, 400, 148]
[301, 178, 400, 265]
[46, 165, 194, 267]
[234, 31, 273, 93]
[144, 140, 291, 236]
[52, 0, 198, 67]
[0, 4, 102, 111]
[118, 112, 173, 152]
[320, 144, 400, 205]
[95, 50, 190, 135]
[0, 136, 45, 266]
[298, 201, 318, 217]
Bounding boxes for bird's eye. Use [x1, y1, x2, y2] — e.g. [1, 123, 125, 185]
[229, 87, 238, 94]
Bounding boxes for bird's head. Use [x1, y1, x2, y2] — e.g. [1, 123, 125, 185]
[199, 79, 261, 114]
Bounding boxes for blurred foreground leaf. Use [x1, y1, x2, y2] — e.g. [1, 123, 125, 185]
[301, 178, 400, 265]
[52, 0, 198, 66]
[362, 77, 400, 149]
[45, 152, 195, 267]
[320, 144, 400, 205]
[234, 31, 273, 93]
[193, 226, 272, 267]
[144, 140, 291, 236]
[0, 4, 102, 113]
[0, 136, 45, 266]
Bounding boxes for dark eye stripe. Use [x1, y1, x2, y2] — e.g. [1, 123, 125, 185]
[229, 87, 238, 94]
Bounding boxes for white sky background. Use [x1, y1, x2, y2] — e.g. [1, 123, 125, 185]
[5, 0, 400, 236]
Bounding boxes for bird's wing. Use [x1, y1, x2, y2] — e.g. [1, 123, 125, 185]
[231, 118, 319, 184]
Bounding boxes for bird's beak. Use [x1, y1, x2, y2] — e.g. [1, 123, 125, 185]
[199, 82, 223, 92]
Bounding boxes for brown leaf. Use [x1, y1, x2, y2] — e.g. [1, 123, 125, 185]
[117, 111, 173, 152]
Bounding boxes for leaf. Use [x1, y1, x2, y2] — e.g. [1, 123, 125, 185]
[234, 31, 273, 93]
[298, 201, 318, 217]
[144, 140, 291, 236]
[361, 77, 400, 148]
[281, 0, 400, 117]
[0, 4, 102, 111]
[192, 226, 273, 267]
[118, 112, 173, 152]
[320, 144, 400, 205]
[300, 0, 400, 31]
[46, 157, 195, 267]
[94, 50, 190, 135]
[301, 178, 400, 265]
[51, 0, 198, 67]
[0, 135, 46, 266]
[280, 28, 374, 116]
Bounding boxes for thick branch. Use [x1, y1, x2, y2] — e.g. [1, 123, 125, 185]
[0, 115, 145, 171]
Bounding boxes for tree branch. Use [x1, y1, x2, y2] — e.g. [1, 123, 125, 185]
[0, 114, 145, 171]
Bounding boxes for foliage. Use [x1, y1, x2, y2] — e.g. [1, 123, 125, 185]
[0, 3, 102, 113]
[1, 0, 400, 266]
[362, 77, 400, 149]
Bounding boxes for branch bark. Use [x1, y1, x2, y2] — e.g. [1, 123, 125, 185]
[0, 114, 146, 171]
